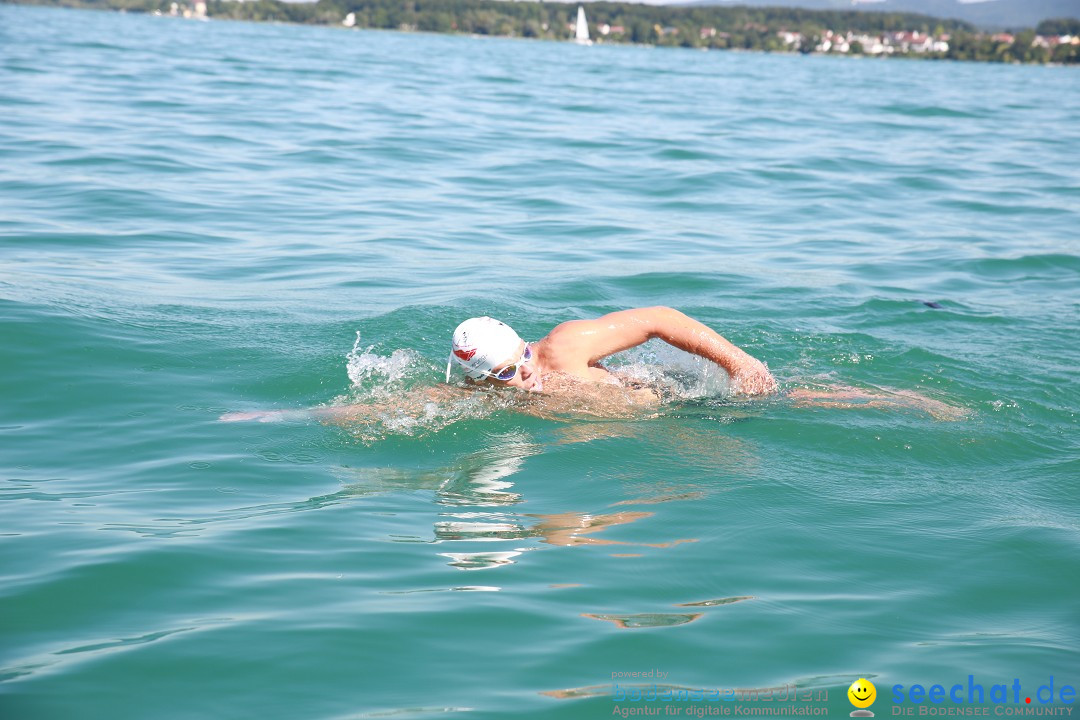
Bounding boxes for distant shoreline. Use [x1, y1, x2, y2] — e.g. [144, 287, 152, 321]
[2, 0, 1077, 65]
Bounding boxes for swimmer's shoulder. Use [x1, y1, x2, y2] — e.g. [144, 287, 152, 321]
[534, 330, 595, 378]
[538, 322, 593, 358]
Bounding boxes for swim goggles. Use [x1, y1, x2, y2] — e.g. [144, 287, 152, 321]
[479, 344, 533, 382]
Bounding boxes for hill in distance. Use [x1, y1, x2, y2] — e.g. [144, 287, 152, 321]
[673, 0, 1080, 30]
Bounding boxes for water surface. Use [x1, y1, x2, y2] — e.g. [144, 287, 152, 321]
[1, 6, 1078, 719]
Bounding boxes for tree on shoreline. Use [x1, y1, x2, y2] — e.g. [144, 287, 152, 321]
[4, 0, 1077, 64]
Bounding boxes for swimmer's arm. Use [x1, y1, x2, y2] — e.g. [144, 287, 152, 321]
[314, 385, 474, 423]
[787, 385, 966, 421]
[551, 307, 777, 395]
[219, 406, 368, 423]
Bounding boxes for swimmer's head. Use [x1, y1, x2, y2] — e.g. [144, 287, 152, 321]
[445, 317, 526, 383]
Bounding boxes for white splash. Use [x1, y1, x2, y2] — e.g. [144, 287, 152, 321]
[345, 331, 423, 389]
[330, 332, 506, 442]
[608, 342, 731, 400]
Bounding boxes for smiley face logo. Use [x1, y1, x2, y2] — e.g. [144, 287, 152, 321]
[848, 678, 876, 709]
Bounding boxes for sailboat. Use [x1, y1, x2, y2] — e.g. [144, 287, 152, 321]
[574, 5, 592, 46]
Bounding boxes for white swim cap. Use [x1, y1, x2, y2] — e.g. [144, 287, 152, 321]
[446, 317, 524, 382]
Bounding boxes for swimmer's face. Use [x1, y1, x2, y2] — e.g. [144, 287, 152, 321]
[848, 679, 876, 709]
[486, 341, 542, 393]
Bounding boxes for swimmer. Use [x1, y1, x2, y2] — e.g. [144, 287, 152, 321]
[220, 307, 773, 423]
[443, 306, 777, 397]
[220, 307, 963, 423]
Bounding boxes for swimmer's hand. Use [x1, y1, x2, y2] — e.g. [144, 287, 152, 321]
[731, 360, 778, 397]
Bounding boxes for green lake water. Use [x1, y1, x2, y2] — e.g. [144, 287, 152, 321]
[1, 5, 1078, 718]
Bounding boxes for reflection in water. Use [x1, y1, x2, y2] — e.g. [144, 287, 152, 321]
[423, 431, 699, 569]
[577, 595, 756, 634]
[582, 612, 704, 629]
[333, 426, 724, 572]
[436, 507, 698, 543]
[432, 508, 698, 570]
[142, 420, 753, 572]
[526, 511, 697, 548]
[430, 431, 537, 571]
[423, 430, 706, 570]
[434, 430, 540, 506]
[433, 516, 528, 541]
[108, 416, 756, 585]
[437, 551, 526, 571]
[381, 586, 500, 593]
[611, 491, 708, 506]
[675, 596, 754, 607]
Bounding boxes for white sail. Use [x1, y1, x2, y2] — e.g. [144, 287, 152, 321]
[574, 6, 592, 45]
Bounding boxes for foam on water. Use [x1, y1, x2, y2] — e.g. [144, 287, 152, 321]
[344, 331, 427, 390]
[608, 342, 732, 400]
[334, 331, 511, 441]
